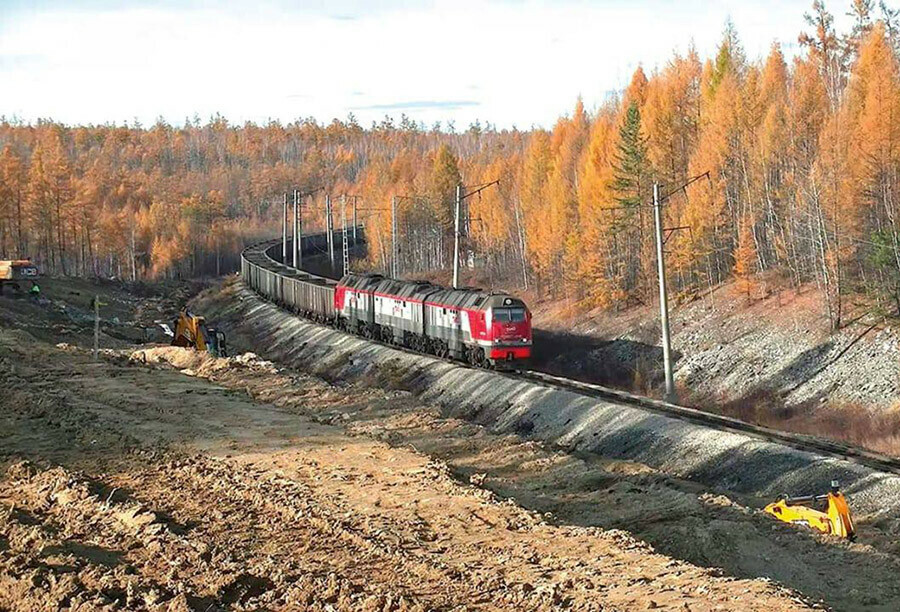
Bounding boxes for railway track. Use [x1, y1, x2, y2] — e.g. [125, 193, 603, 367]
[513, 369, 900, 476]
[241, 234, 900, 478]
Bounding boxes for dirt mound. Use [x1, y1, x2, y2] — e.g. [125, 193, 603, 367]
[14, 279, 900, 609]
[130, 346, 279, 377]
[181, 278, 900, 610]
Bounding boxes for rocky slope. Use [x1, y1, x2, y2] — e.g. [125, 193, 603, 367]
[531, 282, 900, 451]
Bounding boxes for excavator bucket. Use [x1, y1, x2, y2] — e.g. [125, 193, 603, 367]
[764, 481, 855, 540]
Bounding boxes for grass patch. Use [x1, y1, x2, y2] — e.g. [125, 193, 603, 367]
[703, 389, 900, 456]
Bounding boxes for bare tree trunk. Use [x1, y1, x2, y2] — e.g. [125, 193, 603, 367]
[130, 223, 137, 282]
[80, 222, 86, 277]
[87, 228, 95, 277]
[514, 198, 528, 291]
[55, 184, 67, 276]
[16, 187, 23, 257]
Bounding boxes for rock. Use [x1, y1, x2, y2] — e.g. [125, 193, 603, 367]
[5, 461, 38, 481]
[115, 506, 158, 530]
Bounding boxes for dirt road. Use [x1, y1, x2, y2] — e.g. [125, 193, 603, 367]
[0, 315, 818, 611]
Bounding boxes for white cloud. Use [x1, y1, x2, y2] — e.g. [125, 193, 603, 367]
[0, 0, 851, 128]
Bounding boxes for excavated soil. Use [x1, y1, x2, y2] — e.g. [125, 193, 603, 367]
[0, 319, 816, 611]
[186, 278, 900, 611]
[128, 343, 900, 612]
[4, 277, 900, 611]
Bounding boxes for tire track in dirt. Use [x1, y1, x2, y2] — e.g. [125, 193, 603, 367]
[121, 346, 818, 611]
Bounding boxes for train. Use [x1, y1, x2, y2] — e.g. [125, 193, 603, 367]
[240, 231, 532, 367]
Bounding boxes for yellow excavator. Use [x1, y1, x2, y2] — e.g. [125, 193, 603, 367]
[764, 481, 855, 540]
[171, 308, 227, 357]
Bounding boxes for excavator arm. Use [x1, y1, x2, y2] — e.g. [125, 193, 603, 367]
[764, 481, 855, 540]
[171, 308, 227, 357]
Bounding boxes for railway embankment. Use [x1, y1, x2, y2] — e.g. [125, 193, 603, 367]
[531, 282, 900, 444]
[197, 278, 900, 519]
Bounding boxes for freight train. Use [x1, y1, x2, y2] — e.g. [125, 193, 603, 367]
[241, 232, 532, 367]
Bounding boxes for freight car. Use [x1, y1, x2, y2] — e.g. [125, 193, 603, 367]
[241, 231, 532, 367]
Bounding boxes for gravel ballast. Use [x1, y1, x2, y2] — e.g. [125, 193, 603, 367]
[199, 281, 900, 518]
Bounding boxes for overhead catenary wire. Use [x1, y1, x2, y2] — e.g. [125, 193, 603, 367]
[455, 179, 501, 287]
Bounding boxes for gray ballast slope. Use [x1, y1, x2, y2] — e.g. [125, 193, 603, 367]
[207, 282, 900, 518]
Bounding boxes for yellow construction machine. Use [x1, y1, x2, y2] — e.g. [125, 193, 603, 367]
[171, 308, 227, 357]
[0, 259, 40, 294]
[764, 481, 855, 540]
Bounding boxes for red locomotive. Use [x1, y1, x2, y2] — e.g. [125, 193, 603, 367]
[241, 234, 533, 368]
[335, 274, 532, 367]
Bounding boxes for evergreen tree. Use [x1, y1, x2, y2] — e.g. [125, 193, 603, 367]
[844, 0, 875, 60]
[612, 102, 650, 209]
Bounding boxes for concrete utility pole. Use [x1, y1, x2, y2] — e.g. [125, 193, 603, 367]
[292, 189, 300, 269]
[391, 195, 398, 278]
[281, 192, 288, 264]
[352, 199, 358, 245]
[653, 182, 676, 403]
[326, 195, 335, 272]
[453, 184, 462, 288]
[341, 195, 349, 276]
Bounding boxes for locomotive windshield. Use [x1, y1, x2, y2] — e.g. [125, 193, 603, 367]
[493, 307, 526, 322]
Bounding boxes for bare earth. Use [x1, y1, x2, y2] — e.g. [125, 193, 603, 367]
[0, 320, 818, 611]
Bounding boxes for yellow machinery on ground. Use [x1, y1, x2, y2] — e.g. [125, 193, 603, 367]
[0, 259, 40, 294]
[171, 308, 227, 357]
[764, 481, 855, 540]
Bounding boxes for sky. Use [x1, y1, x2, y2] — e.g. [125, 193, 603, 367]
[0, 0, 854, 130]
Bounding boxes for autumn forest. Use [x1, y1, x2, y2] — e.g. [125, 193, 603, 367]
[2, 1, 900, 328]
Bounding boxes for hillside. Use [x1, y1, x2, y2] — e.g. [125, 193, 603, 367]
[531, 280, 900, 454]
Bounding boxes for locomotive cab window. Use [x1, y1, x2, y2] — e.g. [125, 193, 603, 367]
[493, 308, 526, 322]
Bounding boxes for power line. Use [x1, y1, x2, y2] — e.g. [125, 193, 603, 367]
[595, 172, 711, 212]
[454, 179, 500, 287]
